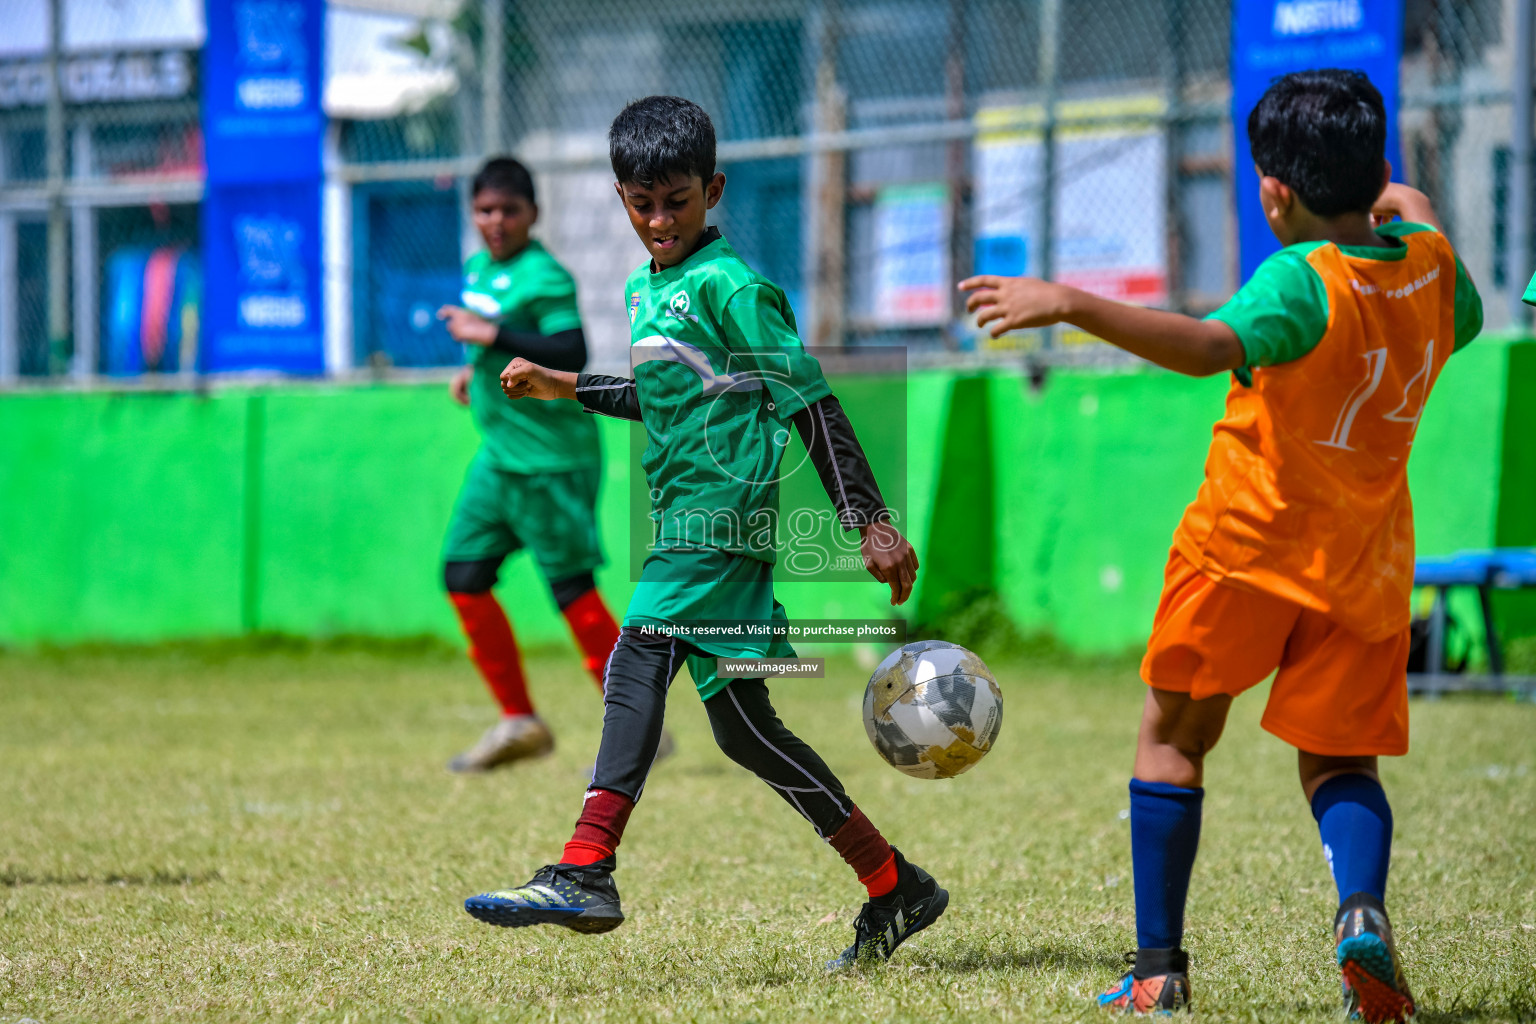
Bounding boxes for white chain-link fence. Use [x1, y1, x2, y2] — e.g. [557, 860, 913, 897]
[0, 0, 1525, 381]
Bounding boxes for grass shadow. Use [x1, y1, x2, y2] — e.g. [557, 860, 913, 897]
[904, 943, 1126, 974]
[1, 868, 223, 887]
[1416, 997, 1536, 1024]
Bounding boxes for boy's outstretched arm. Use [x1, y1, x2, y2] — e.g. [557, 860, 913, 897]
[1373, 182, 1441, 233]
[958, 276, 1244, 378]
[500, 357, 577, 400]
[500, 357, 645, 421]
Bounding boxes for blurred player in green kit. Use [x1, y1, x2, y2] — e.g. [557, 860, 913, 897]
[436, 158, 664, 772]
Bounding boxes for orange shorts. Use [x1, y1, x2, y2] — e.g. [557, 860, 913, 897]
[1141, 549, 1410, 757]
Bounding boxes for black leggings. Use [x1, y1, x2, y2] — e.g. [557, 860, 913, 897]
[592, 626, 854, 839]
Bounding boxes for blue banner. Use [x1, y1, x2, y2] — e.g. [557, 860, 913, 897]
[1232, 0, 1403, 282]
[203, 0, 324, 182]
[201, 0, 325, 373]
[201, 181, 325, 374]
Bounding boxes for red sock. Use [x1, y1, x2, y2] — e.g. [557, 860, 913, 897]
[448, 591, 532, 717]
[561, 788, 635, 865]
[561, 588, 620, 692]
[829, 806, 898, 897]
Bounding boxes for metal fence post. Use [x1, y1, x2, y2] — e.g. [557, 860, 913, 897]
[45, 0, 70, 375]
[808, 0, 846, 350]
[483, 0, 505, 156]
[946, 0, 969, 327]
[1510, 0, 1533, 328]
[70, 126, 96, 379]
[1037, 0, 1059, 350]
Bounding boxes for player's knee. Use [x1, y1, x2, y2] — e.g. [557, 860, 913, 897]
[703, 683, 765, 762]
[1171, 733, 1220, 762]
[444, 558, 502, 594]
[1141, 689, 1229, 761]
[1298, 751, 1379, 798]
[548, 570, 596, 610]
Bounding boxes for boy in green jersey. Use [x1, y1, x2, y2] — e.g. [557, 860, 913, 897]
[463, 97, 947, 969]
[433, 158, 630, 773]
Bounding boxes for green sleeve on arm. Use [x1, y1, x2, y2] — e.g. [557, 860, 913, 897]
[1452, 253, 1483, 351]
[721, 284, 832, 417]
[523, 268, 582, 336]
[1206, 247, 1330, 386]
[1523, 271, 1536, 308]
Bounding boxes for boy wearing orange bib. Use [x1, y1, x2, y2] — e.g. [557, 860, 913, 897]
[962, 69, 1482, 1020]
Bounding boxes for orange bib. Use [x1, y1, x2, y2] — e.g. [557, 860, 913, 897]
[1175, 231, 1460, 641]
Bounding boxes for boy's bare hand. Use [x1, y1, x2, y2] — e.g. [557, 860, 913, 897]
[499, 358, 577, 401]
[1372, 183, 1441, 232]
[959, 275, 1072, 336]
[860, 521, 919, 606]
[437, 305, 499, 346]
[449, 365, 472, 406]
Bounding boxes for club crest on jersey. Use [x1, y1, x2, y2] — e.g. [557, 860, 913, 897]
[628, 292, 641, 323]
[667, 290, 698, 324]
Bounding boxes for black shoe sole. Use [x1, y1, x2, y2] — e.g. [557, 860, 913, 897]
[464, 899, 624, 934]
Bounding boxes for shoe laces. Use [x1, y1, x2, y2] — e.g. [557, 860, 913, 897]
[526, 864, 563, 887]
[850, 898, 900, 945]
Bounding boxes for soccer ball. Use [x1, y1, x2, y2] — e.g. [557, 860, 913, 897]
[862, 640, 1003, 779]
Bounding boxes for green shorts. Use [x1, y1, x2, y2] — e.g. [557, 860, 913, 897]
[442, 452, 604, 583]
[623, 545, 797, 701]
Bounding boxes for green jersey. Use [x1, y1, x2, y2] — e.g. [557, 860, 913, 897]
[1524, 269, 1536, 306]
[460, 242, 599, 473]
[625, 229, 831, 564]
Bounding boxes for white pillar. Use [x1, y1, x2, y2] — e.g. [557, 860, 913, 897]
[70, 124, 96, 378]
[323, 179, 352, 375]
[0, 214, 16, 382]
[323, 122, 352, 375]
[70, 201, 96, 377]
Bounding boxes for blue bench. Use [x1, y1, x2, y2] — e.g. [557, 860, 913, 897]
[1413, 549, 1536, 687]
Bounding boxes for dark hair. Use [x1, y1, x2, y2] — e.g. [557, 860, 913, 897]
[608, 96, 716, 188]
[1248, 68, 1387, 217]
[472, 157, 535, 204]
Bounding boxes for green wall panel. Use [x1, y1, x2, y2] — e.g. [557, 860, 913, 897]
[250, 386, 636, 651]
[0, 391, 246, 642]
[1493, 340, 1536, 640]
[989, 369, 1224, 653]
[1406, 339, 1507, 558]
[0, 352, 1521, 652]
[254, 385, 480, 639]
[916, 374, 996, 625]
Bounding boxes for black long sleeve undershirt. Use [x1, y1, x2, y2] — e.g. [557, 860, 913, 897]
[492, 325, 587, 373]
[571, 378, 888, 529]
[574, 372, 642, 421]
[788, 396, 889, 530]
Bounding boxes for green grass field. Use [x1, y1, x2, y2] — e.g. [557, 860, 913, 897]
[2, 643, 1533, 1023]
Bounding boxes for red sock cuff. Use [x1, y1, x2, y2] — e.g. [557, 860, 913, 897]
[828, 806, 896, 896]
[561, 788, 634, 865]
[560, 840, 613, 867]
[860, 852, 899, 898]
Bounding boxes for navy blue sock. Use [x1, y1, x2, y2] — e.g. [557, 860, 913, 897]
[1310, 773, 1392, 904]
[1129, 778, 1204, 951]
